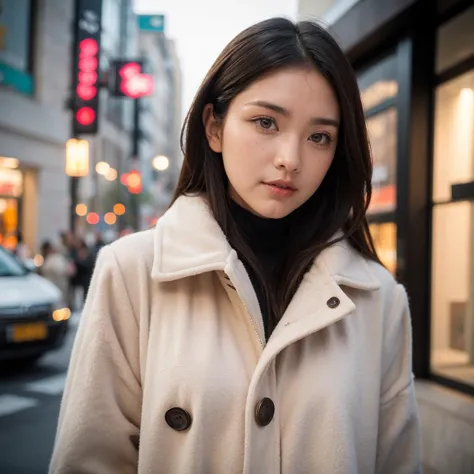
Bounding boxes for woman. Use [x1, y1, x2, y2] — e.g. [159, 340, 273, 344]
[50, 18, 421, 474]
[40, 241, 71, 304]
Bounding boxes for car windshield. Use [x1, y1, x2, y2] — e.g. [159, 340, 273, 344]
[0, 247, 29, 277]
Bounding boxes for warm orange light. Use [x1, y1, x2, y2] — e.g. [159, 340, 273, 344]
[86, 212, 100, 225]
[120, 173, 129, 186]
[113, 203, 126, 215]
[66, 139, 89, 177]
[76, 203, 87, 216]
[104, 212, 117, 225]
[127, 169, 142, 194]
[53, 308, 71, 322]
[0, 157, 19, 169]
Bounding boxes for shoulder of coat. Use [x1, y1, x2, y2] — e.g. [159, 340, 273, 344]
[365, 258, 399, 292]
[107, 228, 155, 272]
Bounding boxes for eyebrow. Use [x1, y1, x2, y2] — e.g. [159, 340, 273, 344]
[245, 100, 339, 127]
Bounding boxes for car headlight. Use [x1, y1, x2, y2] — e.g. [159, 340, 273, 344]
[51, 301, 71, 322]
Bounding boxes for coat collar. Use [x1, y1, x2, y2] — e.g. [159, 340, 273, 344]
[151, 195, 381, 292]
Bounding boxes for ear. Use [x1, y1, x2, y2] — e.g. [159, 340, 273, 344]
[202, 104, 223, 153]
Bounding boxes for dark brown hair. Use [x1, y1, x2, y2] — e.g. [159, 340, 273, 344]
[171, 18, 381, 333]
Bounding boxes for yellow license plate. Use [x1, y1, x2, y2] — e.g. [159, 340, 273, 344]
[11, 322, 48, 342]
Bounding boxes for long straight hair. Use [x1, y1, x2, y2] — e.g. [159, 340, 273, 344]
[171, 18, 381, 333]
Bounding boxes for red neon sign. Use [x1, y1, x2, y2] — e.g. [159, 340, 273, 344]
[118, 62, 154, 99]
[76, 107, 96, 126]
[76, 39, 99, 102]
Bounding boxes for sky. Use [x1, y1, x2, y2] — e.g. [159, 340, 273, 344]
[133, 0, 298, 118]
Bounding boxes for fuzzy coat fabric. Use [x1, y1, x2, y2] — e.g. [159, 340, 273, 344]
[49, 195, 422, 474]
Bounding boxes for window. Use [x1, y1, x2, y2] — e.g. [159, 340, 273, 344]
[431, 202, 474, 386]
[436, 6, 474, 74]
[358, 53, 399, 275]
[0, 0, 34, 95]
[366, 108, 397, 215]
[431, 12, 474, 387]
[369, 222, 397, 275]
[358, 54, 398, 111]
[433, 71, 474, 202]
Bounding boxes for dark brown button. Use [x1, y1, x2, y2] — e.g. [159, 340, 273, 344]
[327, 297, 340, 309]
[165, 407, 192, 431]
[255, 398, 275, 427]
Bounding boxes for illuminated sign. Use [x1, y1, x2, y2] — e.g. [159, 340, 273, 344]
[72, 0, 102, 135]
[111, 60, 154, 99]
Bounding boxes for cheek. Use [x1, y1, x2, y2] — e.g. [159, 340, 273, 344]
[302, 153, 335, 190]
[221, 122, 269, 181]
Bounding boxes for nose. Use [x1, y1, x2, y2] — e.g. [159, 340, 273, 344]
[273, 137, 301, 172]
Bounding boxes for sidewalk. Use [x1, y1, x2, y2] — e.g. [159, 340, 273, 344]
[416, 381, 474, 474]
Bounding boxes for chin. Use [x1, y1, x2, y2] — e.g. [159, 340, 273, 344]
[252, 201, 295, 219]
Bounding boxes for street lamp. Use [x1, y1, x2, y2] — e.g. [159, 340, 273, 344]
[65, 139, 89, 177]
[152, 155, 169, 171]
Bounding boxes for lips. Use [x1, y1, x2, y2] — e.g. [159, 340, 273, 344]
[264, 180, 296, 191]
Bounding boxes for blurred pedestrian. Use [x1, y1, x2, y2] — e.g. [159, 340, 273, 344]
[93, 232, 106, 260]
[13, 231, 30, 261]
[39, 241, 71, 304]
[58, 230, 77, 309]
[71, 238, 94, 307]
[50, 18, 421, 474]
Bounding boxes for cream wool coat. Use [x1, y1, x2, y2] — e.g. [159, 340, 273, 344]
[50, 195, 422, 474]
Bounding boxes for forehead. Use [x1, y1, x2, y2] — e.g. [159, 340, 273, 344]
[232, 67, 340, 119]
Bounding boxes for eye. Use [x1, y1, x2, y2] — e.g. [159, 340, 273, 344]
[309, 132, 332, 146]
[253, 117, 277, 131]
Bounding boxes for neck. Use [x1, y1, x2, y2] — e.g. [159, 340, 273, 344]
[229, 199, 293, 254]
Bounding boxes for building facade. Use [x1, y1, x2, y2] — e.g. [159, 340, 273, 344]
[75, 0, 139, 238]
[137, 17, 182, 226]
[0, 0, 72, 254]
[0, 0, 144, 251]
[298, 0, 474, 472]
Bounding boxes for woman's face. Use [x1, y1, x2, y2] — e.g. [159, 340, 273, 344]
[204, 66, 340, 219]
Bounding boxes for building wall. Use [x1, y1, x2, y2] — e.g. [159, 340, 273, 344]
[138, 29, 182, 219]
[0, 0, 73, 253]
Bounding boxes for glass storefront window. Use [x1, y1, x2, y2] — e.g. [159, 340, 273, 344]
[433, 70, 474, 202]
[0, 198, 19, 251]
[0, 168, 23, 251]
[366, 108, 398, 214]
[431, 202, 474, 386]
[358, 54, 398, 111]
[0, 168, 23, 197]
[436, 6, 474, 74]
[369, 222, 397, 275]
[359, 54, 399, 276]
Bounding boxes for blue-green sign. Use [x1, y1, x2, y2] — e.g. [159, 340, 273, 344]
[138, 14, 165, 33]
[0, 61, 33, 95]
[0, 0, 34, 95]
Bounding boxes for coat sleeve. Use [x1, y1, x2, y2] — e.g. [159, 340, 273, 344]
[49, 245, 142, 474]
[376, 284, 422, 474]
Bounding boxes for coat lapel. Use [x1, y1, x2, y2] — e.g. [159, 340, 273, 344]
[151, 195, 231, 282]
[151, 195, 382, 356]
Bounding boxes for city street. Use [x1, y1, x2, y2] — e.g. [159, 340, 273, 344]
[0, 313, 80, 474]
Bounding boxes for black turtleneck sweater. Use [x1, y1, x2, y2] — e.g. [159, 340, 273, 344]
[229, 200, 294, 340]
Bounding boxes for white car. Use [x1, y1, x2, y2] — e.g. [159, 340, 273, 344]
[0, 247, 71, 363]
